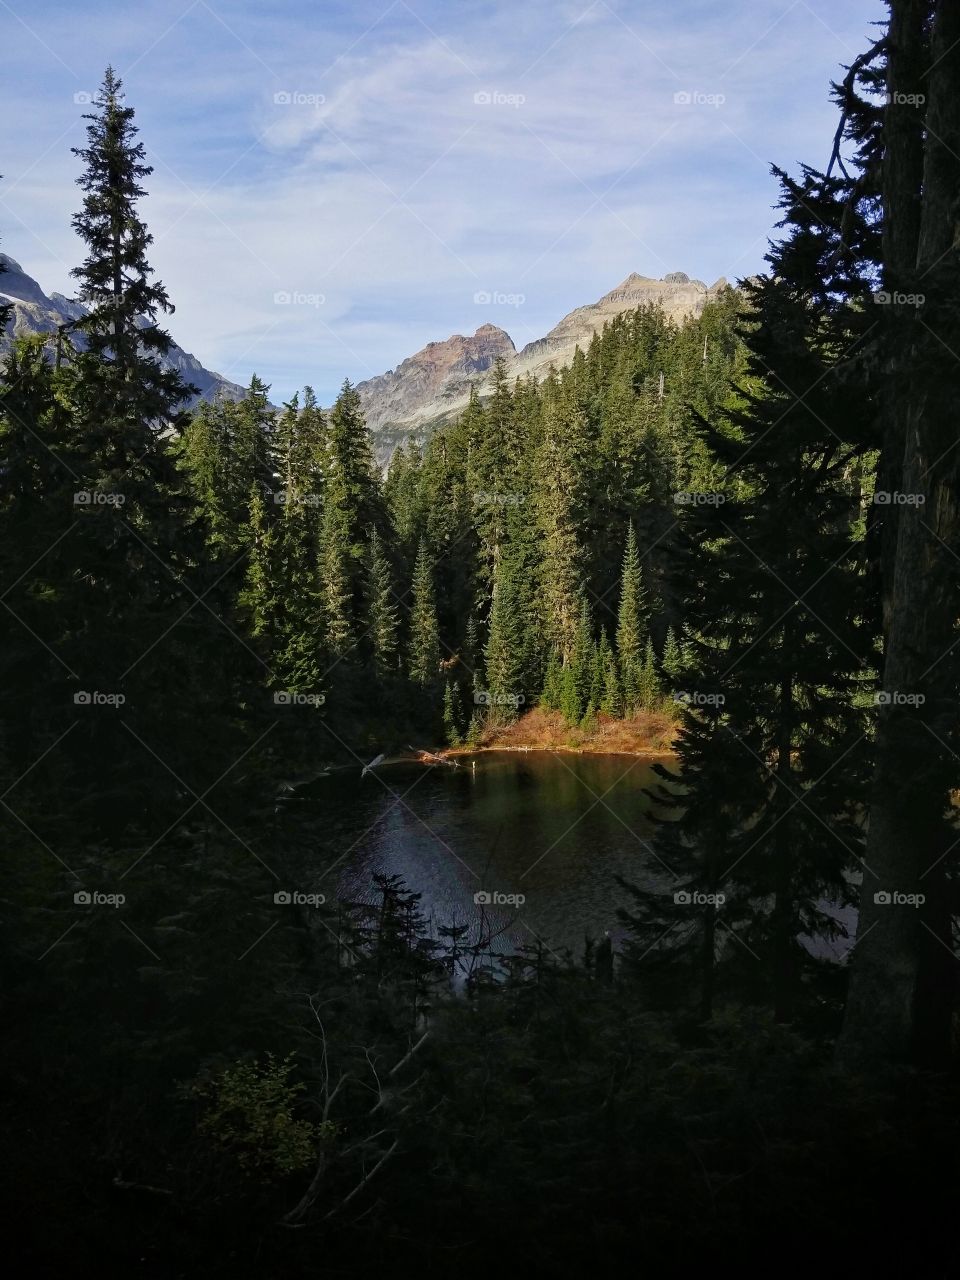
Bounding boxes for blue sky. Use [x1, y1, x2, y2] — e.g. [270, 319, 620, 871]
[0, 0, 883, 403]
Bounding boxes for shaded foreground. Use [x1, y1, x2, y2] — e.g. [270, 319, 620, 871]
[4, 863, 960, 1277]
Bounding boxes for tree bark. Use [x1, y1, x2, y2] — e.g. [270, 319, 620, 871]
[839, 0, 960, 1069]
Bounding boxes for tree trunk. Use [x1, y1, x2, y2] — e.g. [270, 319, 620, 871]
[839, 0, 960, 1069]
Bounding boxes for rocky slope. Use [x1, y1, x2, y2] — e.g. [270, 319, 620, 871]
[0, 253, 246, 407]
[357, 322, 516, 434]
[357, 271, 727, 461]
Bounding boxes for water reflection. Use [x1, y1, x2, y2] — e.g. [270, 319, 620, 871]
[295, 751, 680, 957]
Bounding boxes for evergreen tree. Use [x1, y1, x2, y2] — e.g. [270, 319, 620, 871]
[637, 636, 661, 709]
[365, 525, 399, 677]
[661, 625, 684, 684]
[408, 539, 440, 688]
[442, 680, 465, 746]
[616, 522, 649, 712]
[484, 552, 527, 717]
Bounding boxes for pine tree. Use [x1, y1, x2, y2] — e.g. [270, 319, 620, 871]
[320, 500, 354, 661]
[56, 66, 241, 825]
[70, 67, 192, 416]
[240, 483, 281, 647]
[365, 526, 399, 677]
[616, 522, 649, 712]
[637, 636, 661, 709]
[484, 553, 527, 717]
[408, 539, 440, 688]
[661, 625, 684, 684]
[442, 680, 465, 746]
[562, 596, 595, 725]
[536, 391, 588, 662]
[601, 644, 623, 718]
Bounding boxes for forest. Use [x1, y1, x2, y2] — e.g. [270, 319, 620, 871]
[2, 2, 960, 1274]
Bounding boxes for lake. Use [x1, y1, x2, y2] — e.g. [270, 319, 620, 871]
[291, 750, 679, 959]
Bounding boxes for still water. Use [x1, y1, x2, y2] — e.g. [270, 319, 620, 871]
[296, 750, 679, 958]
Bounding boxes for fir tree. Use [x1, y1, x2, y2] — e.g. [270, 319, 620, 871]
[484, 552, 527, 717]
[616, 521, 649, 712]
[365, 525, 399, 677]
[661, 625, 684, 684]
[408, 539, 440, 688]
[442, 680, 465, 746]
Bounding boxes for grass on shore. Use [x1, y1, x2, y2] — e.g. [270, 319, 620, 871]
[445, 704, 677, 758]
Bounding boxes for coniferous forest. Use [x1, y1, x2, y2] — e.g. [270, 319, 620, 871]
[3, 3, 960, 1275]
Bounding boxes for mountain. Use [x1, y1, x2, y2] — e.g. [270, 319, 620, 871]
[0, 253, 247, 407]
[357, 270, 728, 461]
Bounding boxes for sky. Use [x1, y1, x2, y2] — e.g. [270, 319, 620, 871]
[0, 0, 884, 404]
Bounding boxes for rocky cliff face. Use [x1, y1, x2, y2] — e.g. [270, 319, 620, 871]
[355, 271, 728, 461]
[355, 322, 516, 434]
[0, 253, 247, 407]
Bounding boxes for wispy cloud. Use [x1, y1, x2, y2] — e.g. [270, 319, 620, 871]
[0, 0, 882, 401]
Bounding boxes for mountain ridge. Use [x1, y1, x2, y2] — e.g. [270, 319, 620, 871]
[0, 252, 248, 408]
[355, 269, 729, 461]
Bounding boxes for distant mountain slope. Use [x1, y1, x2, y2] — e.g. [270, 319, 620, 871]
[0, 253, 247, 407]
[355, 271, 728, 461]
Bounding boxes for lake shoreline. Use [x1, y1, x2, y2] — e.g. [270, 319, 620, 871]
[439, 743, 677, 762]
[429, 705, 678, 763]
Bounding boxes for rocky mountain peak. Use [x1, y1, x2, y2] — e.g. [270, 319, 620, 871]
[0, 253, 247, 407]
[356, 269, 732, 463]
